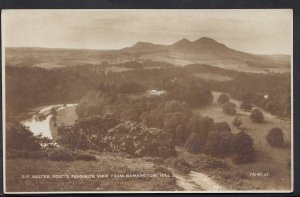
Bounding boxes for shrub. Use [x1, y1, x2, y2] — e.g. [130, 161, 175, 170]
[223, 102, 236, 115]
[185, 132, 202, 153]
[233, 117, 242, 127]
[48, 149, 75, 161]
[154, 166, 173, 175]
[217, 93, 230, 104]
[144, 156, 164, 164]
[163, 113, 182, 131]
[192, 156, 228, 170]
[57, 114, 119, 150]
[250, 109, 264, 123]
[104, 121, 176, 158]
[266, 127, 284, 147]
[164, 157, 191, 174]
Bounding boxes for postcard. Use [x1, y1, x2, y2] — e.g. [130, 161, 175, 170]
[2, 9, 293, 193]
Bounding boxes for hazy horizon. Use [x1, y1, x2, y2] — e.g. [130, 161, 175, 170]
[2, 9, 293, 55]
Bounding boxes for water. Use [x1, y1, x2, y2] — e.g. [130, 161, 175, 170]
[22, 114, 53, 139]
[21, 103, 77, 139]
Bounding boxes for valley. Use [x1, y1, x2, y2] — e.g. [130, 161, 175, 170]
[4, 37, 292, 192]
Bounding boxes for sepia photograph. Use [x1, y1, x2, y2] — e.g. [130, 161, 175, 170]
[2, 9, 293, 193]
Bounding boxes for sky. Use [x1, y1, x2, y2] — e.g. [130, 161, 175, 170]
[2, 9, 293, 55]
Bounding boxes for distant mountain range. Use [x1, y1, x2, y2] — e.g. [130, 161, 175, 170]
[119, 37, 291, 72]
[5, 37, 291, 73]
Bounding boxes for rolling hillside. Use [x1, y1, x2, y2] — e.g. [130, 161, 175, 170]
[5, 37, 291, 73]
[120, 37, 291, 72]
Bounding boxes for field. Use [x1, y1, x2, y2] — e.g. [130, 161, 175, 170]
[193, 91, 291, 190]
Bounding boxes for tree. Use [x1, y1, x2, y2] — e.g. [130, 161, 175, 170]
[168, 79, 213, 107]
[217, 93, 230, 104]
[50, 107, 57, 116]
[187, 115, 200, 134]
[240, 100, 252, 111]
[175, 124, 187, 145]
[198, 116, 214, 133]
[105, 121, 176, 158]
[197, 116, 214, 146]
[266, 127, 284, 147]
[230, 131, 255, 164]
[163, 100, 185, 113]
[204, 130, 232, 157]
[57, 114, 119, 150]
[265, 101, 282, 115]
[213, 122, 231, 132]
[250, 108, 264, 123]
[6, 123, 41, 151]
[222, 102, 236, 115]
[117, 81, 145, 94]
[163, 113, 182, 131]
[232, 117, 242, 127]
[185, 132, 202, 153]
[120, 108, 139, 122]
[218, 131, 233, 156]
[184, 115, 215, 151]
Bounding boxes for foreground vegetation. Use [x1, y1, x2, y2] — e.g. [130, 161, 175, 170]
[5, 61, 291, 191]
[6, 153, 178, 192]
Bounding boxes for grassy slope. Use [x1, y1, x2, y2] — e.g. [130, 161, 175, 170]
[175, 146, 262, 191]
[5, 152, 178, 192]
[193, 91, 291, 190]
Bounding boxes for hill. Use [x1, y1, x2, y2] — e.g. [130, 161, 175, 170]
[5, 37, 291, 73]
[120, 37, 291, 73]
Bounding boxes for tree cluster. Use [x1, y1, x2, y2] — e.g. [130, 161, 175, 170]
[185, 119, 255, 164]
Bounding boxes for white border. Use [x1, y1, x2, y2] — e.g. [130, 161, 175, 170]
[2, 9, 7, 194]
[1, 9, 294, 194]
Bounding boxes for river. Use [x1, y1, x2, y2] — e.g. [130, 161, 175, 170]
[21, 104, 77, 139]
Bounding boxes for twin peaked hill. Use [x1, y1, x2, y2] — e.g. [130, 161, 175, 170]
[6, 37, 291, 73]
[120, 37, 290, 72]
